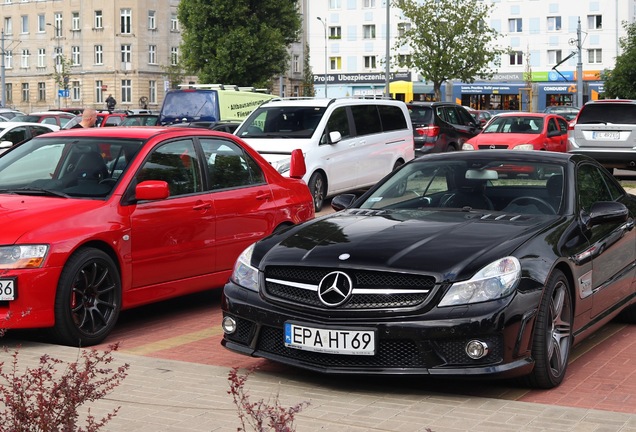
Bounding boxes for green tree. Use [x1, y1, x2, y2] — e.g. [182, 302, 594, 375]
[178, 0, 302, 88]
[302, 43, 315, 97]
[601, 21, 636, 99]
[393, 0, 505, 101]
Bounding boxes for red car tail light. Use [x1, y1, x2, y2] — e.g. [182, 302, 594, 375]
[415, 125, 440, 138]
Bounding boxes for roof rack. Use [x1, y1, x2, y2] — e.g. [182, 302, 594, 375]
[177, 84, 270, 93]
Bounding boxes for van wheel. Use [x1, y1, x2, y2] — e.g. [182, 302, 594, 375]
[446, 144, 457, 152]
[392, 160, 404, 171]
[51, 248, 121, 347]
[308, 172, 326, 212]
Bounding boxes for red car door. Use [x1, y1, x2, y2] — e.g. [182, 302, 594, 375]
[545, 116, 568, 152]
[129, 138, 216, 289]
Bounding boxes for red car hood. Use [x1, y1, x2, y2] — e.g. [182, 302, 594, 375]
[468, 133, 540, 145]
[0, 195, 108, 243]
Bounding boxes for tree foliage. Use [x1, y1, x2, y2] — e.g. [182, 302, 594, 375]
[178, 0, 302, 88]
[392, 0, 505, 101]
[601, 21, 636, 99]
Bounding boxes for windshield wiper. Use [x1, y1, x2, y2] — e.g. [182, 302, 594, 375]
[13, 187, 70, 198]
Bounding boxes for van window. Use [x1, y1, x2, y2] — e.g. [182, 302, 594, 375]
[325, 107, 351, 140]
[351, 105, 382, 136]
[379, 105, 408, 131]
[237, 106, 326, 139]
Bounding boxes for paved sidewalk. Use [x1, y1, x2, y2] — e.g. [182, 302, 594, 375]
[3, 341, 635, 432]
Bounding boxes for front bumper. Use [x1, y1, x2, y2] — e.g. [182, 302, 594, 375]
[221, 282, 540, 378]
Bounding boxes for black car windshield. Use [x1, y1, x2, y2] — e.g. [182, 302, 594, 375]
[0, 136, 144, 198]
[236, 106, 326, 139]
[482, 116, 544, 134]
[360, 158, 565, 215]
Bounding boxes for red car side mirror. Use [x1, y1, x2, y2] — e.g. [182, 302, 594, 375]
[289, 149, 306, 179]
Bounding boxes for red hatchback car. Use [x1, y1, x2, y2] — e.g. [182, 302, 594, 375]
[462, 112, 569, 152]
[0, 127, 314, 346]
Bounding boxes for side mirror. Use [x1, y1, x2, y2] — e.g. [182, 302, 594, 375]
[289, 149, 306, 179]
[328, 131, 342, 144]
[0, 141, 13, 149]
[547, 130, 562, 137]
[136, 180, 170, 200]
[331, 193, 357, 211]
[586, 201, 629, 227]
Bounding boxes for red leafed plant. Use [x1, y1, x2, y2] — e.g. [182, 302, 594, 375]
[228, 367, 310, 432]
[0, 342, 129, 432]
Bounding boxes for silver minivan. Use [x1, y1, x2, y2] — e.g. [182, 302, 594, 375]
[235, 97, 415, 211]
[567, 99, 636, 170]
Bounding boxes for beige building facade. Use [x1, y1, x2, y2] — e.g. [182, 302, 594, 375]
[1, 0, 189, 113]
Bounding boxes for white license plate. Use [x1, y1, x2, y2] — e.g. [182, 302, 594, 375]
[284, 322, 375, 355]
[592, 131, 620, 140]
[0, 279, 16, 301]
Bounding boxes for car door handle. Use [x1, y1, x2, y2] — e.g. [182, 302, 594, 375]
[193, 201, 212, 211]
[255, 192, 272, 201]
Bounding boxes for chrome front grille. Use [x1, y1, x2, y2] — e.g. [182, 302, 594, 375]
[264, 266, 436, 309]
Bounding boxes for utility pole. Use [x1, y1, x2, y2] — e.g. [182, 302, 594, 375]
[384, 2, 390, 98]
[1, 30, 5, 107]
[576, 17, 583, 107]
[317, 17, 328, 97]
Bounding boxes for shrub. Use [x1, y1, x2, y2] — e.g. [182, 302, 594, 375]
[0, 343, 129, 432]
[228, 367, 310, 432]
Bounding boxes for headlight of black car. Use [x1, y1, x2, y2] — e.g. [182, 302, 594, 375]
[230, 243, 260, 292]
[439, 256, 521, 306]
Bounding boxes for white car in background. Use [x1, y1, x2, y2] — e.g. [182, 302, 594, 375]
[0, 121, 59, 155]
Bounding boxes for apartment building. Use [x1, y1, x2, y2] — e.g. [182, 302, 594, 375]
[0, 0, 186, 112]
[308, 0, 636, 111]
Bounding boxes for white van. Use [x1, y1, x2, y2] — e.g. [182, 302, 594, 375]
[235, 97, 414, 211]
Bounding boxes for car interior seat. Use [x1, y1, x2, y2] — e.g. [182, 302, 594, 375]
[440, 170, 495, 210]
[545, 174, 563, 212]
[61, 151, 109, 187]
[510, 122, 531, 133]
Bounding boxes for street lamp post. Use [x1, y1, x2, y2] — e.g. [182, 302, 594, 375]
[317, 17, 328, 97]
[46, 23, 62, 108]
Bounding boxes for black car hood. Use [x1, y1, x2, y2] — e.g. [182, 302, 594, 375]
[257, 209, 558, 283]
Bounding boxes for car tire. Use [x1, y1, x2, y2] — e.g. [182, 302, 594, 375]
[51, 248, 121, 347]
[308, 171, 326, 213]
[525, 269, 572, 389]
[617, 303, 636, 323]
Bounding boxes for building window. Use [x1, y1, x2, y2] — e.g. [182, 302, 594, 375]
[121, 79, 132, 103]
[364, 55, 376, 69]
[329, 0, 341, 9]
[94, 45, 103, 65]
[292, 55, 300, 73]
[21, 83, 29, 103]
[95, 80, 104, 103]
[171, 47, 179, 65]
[148, 10, 156, 30]
[149, 80, 157, 104]
[20, 49, 29, 68]
[3, 17, 12, 35]
[508, 18, 522, 33]
[548, 49, 562, 65]
[171, 14, 179, 32]
[38, 82, 46, 102]
[71, 46, 80, 65]
[148, 45, 157, 64]
[329, 56, 342, 71]
[72, 12, 80, 31]
[21, 15, 28, 34]
[329, 26, 341, 39]
[54, 13, 63, 36]
[588, 48, 602, 63]
[54, 47, 62, 68]
[94, 10, 103, 29]
[72, 81, 80, 101]
[509, 51, 523, 65]
[120, 9, 132, 34]
[547, 16, 561, 31]
[4, 50, 12, 69]
[363, 24, 376, 39]
[37, 48, 45, 68]
[37, 14, 45, 32]
[5, 83, 12, 103]
[121, 44, 132, 64]
[588, 14, 602, 30]
[398, 23, 411, 37]
[397, 54, 411, 66]
[363, 0, 376, 7]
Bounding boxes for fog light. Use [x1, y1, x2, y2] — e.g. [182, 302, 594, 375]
[465, 340, 489, 359]
[222, 316, 237, 334]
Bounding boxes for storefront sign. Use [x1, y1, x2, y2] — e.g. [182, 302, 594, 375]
[313, 72, 411, 85]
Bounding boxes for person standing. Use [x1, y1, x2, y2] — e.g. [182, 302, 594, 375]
[106, 94, 117, 112]
[70, 108, 98, 128]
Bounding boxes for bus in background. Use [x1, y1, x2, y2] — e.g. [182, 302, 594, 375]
[157, 84, 275, 126]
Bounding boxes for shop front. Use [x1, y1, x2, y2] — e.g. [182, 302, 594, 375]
[452, 83, 528, 112]
[312, 72, 412, 99]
